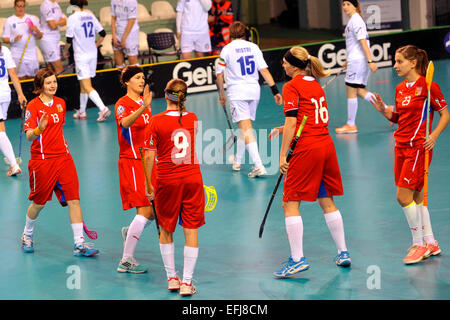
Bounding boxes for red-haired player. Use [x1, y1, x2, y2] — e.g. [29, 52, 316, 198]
[370, 45, 449, 264]
[21, 68, 98, 257]
[145, 78, 205, 296]
[115, 65, 156, 273]
[270, 47, 351, 278]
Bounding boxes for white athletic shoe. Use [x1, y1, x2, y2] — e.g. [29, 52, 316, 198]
[97, 107, 111, 122]
[248, 165, 267, 178]
[7, 164, 21, 177]
[168, 276, 181, 291]
[228, 154, 241, 171]
[179, 282, 197, 296]
[73, 110, 87, 119]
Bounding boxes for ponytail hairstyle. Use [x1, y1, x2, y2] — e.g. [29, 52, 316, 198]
[165, 78, 188, 125]
[396, 45, 429, 76]
[287, 46, 330, 78]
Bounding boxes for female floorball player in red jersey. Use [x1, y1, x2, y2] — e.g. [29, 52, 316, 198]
[271, 47, 351, 278]
[145, 78, 205, 296]
[370, 45, 449, 265]
[21, 68, 99, 257]
[115, 65, 156, 273]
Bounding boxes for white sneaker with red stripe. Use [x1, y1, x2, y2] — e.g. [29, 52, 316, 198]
[179, 282, 196, 296]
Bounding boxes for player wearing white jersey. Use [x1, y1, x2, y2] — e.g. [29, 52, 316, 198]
[176, 0, 212, 59]
[216, 21, 282, 178]
[0, 44, 27, 177]
[40, 0, 67, 74]
[64, 0, 111, 122]
[1, 0, 42, 79]
[335, 0, 379, 134]
[111, 0, 140, 68]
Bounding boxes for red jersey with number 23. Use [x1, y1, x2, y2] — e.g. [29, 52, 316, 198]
[24, 96, 69, 160]
[146, 110, 200, 179]
[115, 95, 152, 159]
[394, 77, 447, 147]
[283, 74, 330, 151]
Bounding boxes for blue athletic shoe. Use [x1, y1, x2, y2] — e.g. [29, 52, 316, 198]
[73, 243, 99, 257]
[22, 234, 34, 253]
[273, 256, 310, 278]
[335, 251, 351, 267]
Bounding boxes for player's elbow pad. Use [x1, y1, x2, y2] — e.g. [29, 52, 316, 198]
[98, 30, 106, 37]
[66, 37, 73, 44]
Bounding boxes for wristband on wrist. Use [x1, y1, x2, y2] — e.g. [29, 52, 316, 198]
[33, 127, 44, 136]
[270, 84, 279, 96]
[368, 60, 374, 64]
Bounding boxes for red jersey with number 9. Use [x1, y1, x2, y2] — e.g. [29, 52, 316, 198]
[145, 110, 201, 179]
[115, 95, 152, 159]
[394, 77, 447, 147]
[24, 96, 69, 160]
[282, 74, 330, 150]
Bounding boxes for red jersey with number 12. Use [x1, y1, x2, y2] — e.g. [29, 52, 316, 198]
[24, 96, 69, 160]
[146, 110, 200, 179]
[394, 77, 447, 147]
[283, 74, 330, 150]
[115, 95, 152, 160]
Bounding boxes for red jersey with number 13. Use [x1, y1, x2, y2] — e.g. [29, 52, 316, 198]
[146, 110, 201, 179]
[24, 96, 69, 160]
[283, 74, 330, 150]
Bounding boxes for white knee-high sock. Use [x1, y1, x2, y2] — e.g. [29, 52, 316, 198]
[347, 98, 358, 126]
[418, 202, 436, 245]
[246, 141, 263, 168]
[23, 215, 37, 236]
[324, 210, 348, 254]
[183, 246, 199, 285]
[160, 242, 177, 279]
[402, 201, 424, 246]
[122, 215, 149, 261]
[71, 223, 84, 246]
[0, 132, 17, 166]
[88, 90, 106, 111]
[80, 93, 88, 113]
[235, 138, 246, 164]
[285, 216, 304, 262]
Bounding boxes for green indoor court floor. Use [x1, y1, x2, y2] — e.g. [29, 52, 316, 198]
[0, 61, 449, 300]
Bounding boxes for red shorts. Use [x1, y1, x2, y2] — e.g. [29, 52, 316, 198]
[28, 153, 80, 206]
[155, 174, 205, 233]
[118, 158, 157, 211]
[395, 145, 432, 191]
[283, 136, 343, 202]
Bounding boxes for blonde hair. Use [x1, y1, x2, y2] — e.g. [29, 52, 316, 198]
[289, 46, 330, 78]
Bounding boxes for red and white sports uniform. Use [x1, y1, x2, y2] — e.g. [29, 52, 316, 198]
[146, 110, 205, 233]
[282, 74, 343, 202]
[391, 77, 447, 190]
[24, 96, 79, 206]
[115, 95, 155, 210]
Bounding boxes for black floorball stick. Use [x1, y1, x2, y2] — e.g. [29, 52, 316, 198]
[139, 147, 161, 236]
[220, 104, 237, 153]
[259, 115, 308, 238]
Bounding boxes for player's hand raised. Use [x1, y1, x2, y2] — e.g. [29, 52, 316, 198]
[369, 92, 385, 113]
[143, 84, 152, 108]
[39, 112, 49, 130]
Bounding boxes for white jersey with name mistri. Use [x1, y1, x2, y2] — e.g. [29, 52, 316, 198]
[40, 0, 65, 40]
[2, 14, 39, 61]
[110, 0, 139, 36]
[345, 13, 370, 61]
[216, 39, 268, 101]
[0, 47, 16, 102]
[66, 9, 104, 61]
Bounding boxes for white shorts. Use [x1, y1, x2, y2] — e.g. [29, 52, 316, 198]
[75, 56, 97, 80]
[345, 59, 370, 87]
[180, 32, 211, 53]
[0, 100, 11, 120]
[113, 30, 139, 57]
[15, 59, 39, 78]
[229, 100, 259, 123]
[40, 38, 61, 63]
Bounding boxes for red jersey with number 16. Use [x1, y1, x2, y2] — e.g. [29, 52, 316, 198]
[24, 96, 69, 160]
[394, 77, 447, 147]
[283, 74, 330, 150]
[115, 95, 152, 160]
[145, 110, 201, 179]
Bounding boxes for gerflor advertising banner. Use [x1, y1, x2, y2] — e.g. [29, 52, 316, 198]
[8, 27, 450, 119]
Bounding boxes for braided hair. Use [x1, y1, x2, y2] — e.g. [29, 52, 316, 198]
[165, 78, 188, 125]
